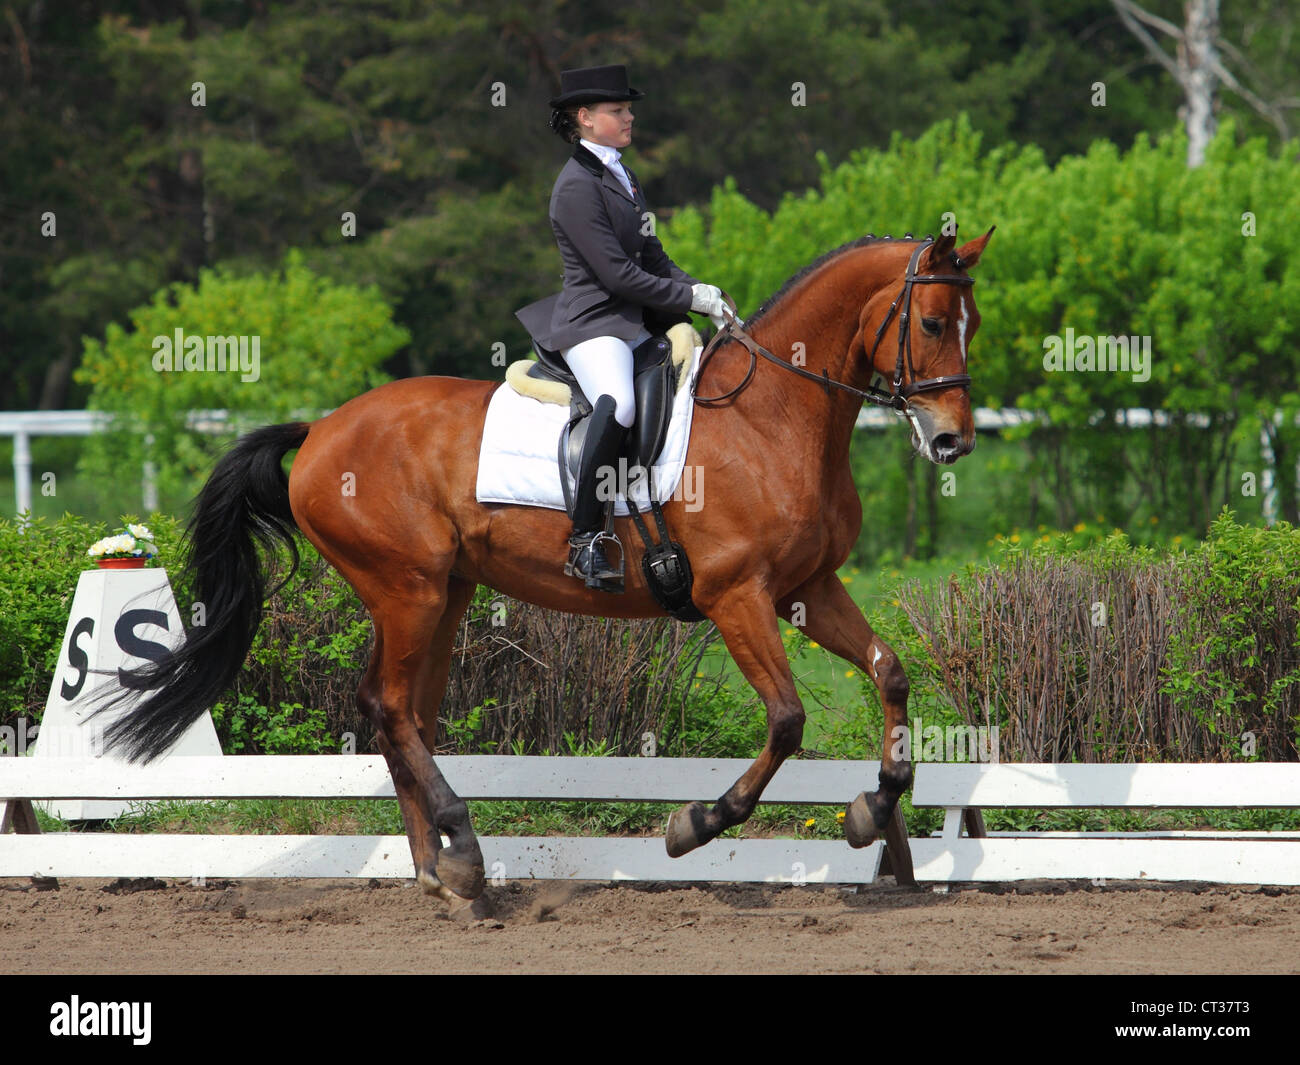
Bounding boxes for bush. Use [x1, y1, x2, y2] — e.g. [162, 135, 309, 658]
[1163, 509, 1300, 754]
[11, 507, 1296, 766]
[437, 588, 716, 757]
[895, 509, 1300, 761]
[1, 516, 735, 758]
[217, 547, 372, 755]
[664, 116, 1295, 546]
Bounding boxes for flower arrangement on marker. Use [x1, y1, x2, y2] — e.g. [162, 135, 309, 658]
[87, 523, 158, 563]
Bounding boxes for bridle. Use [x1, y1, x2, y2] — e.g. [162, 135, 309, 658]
[692, 237, 975, 413]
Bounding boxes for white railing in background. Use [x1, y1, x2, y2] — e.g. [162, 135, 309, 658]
[0, 755, 887, 884]
[1, 407, 1288, 523]
[2, 410, 259, 518]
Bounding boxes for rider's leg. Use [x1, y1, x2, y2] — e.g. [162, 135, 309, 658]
[560, 332, 646, 583]
[560, 330, 647, 430]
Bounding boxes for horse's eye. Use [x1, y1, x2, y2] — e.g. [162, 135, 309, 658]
[921, 317, 942, 337]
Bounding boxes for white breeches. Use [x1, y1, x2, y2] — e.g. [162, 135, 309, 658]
[561, 327, 651, 429]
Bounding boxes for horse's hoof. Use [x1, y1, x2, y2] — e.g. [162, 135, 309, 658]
[434, 852, 486, 900]
[666, 801, 710, 857]
[418, 867, 491, 914]
[844, 792, 878, 848]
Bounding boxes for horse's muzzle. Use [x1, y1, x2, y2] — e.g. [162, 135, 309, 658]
[905, 404, 975, 465]
[931, 431, 973, 465]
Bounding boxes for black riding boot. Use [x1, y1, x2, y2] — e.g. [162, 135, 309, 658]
[565, 394, 627, 589]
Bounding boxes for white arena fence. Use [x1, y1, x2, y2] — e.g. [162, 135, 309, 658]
[2, 756, 1299, 886]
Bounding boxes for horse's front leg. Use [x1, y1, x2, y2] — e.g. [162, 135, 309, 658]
[777, 569, 913, 848]
[665, 584, 805, 857]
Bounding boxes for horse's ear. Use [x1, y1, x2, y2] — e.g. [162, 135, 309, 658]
[920, 232, 957, 270]
[953, 226, 995, 270]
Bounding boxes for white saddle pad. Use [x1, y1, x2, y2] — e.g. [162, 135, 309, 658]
[475, 345, 702, 516]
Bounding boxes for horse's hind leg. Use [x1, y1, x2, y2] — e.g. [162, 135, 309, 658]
[410, 575, 482, 895]
[777, 570, 913, 847]
[665, 584, 805, 856]
[358, 594, 485, 902]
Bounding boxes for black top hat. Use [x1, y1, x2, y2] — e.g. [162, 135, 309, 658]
[549, 65, 644, 108]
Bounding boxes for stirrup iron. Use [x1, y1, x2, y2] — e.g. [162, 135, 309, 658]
[565, 501, 624, 592]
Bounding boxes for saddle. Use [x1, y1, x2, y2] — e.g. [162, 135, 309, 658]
[505, 322, 703, 621]
[504, 321, 696, 462]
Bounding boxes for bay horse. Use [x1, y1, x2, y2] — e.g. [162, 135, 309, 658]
[101, 228, 993, 906]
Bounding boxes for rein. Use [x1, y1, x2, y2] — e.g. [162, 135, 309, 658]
[691, 237, 975, 412]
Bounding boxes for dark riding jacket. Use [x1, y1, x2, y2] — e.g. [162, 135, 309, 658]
[515, 142, 698, 352]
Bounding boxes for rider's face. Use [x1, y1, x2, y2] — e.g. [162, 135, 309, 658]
[579, 102, 633, 148]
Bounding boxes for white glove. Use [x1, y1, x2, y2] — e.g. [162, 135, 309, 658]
[690, 283, 742, 330]
[690, 283, 724, 316]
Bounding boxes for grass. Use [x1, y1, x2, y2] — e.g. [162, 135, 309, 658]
[36, 798, 405, 836]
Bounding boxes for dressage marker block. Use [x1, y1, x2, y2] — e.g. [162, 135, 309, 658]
[30, 566, 221, 820]
[2, 757, 1296, 885]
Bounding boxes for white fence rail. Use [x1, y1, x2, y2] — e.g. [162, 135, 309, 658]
[0, 756, 885, 885]
[1, 409, 262, 516]
[911, 763, 1300, 886]
[3, 756, 1299, 885]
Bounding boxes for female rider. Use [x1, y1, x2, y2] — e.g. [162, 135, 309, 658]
[515, 64, 728, 589]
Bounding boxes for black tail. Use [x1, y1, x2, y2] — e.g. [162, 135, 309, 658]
[99, 422, 311, 763]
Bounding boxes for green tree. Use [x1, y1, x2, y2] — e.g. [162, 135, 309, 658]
[1, 0, 1240, 406]
[74, 251, 406, 510]
[662, 116, 1298, 546]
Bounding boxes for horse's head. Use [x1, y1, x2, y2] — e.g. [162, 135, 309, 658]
[860, 228, 993, 465]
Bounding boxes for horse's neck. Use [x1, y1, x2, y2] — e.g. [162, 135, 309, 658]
[727, 269, 874, 461]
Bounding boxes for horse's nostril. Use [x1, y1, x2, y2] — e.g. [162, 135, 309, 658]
[933, 433, 961, 455]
